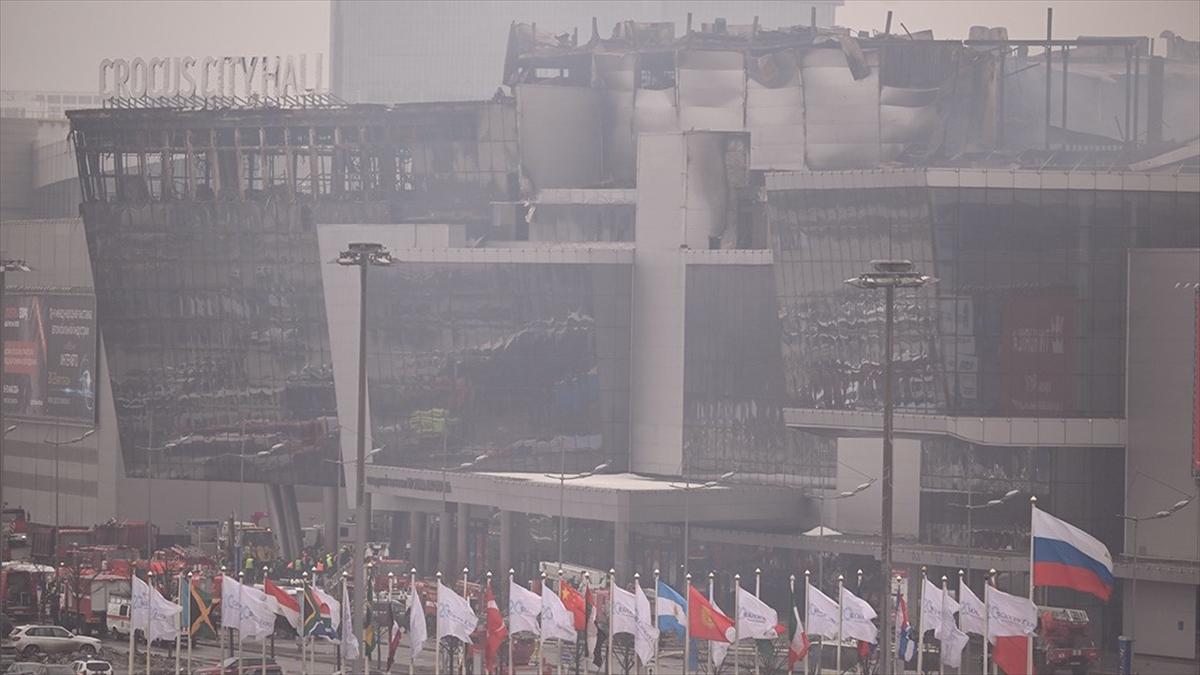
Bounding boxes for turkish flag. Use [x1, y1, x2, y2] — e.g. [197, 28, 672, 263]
[560, 581, 587, 631]
[994, 636, 1030, 675]
[484, 584, 507, 674]
[687, 585, 735, 643]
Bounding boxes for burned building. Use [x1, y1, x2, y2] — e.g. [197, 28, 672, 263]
[52, 15, 1200, 661]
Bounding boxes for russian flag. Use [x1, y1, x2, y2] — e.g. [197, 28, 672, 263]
[1032, 506, 1115, 602]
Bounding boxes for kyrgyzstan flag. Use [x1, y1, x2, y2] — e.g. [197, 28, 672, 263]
[560, 581, 587, 631]
[687, 584, 735, 643]
[484, 584, 508, 674]
[264, 577, 301, 633]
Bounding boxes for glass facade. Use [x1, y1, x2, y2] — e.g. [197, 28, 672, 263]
[80, 201, 356, 484]
[363, 262, 631, 473]
[683, 264, 833, 484]
[769, 184, 1200, 418]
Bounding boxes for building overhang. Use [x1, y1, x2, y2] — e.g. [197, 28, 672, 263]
[365, 464, 805, 525]
[784, 408, 1126, 448]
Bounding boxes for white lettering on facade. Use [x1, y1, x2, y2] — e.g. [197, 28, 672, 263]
[99, 54, 327, 98]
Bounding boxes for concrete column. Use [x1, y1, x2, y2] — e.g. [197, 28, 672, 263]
[456, 501, 470, 572]
[322, 486, 340, 554]
[410, 511, 426, 572]
[613, 518, 631, 580]
[498, 510, 514, 576]
[389, 511, 408, 559]
[437, 509, 452, 573]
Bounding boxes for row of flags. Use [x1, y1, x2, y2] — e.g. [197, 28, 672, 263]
[134, 505, 1113, 674]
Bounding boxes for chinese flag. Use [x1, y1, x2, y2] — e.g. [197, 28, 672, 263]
[560, 581, 587, 631]
[993, 636, 1030, 675]
[687, 585, 734, 643]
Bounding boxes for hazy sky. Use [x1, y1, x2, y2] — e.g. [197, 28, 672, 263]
[2, 0, 1197, 92]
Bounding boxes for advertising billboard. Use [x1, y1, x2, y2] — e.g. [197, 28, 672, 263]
[2, 293, 98, 423]
[1001, 295, 1075, 415]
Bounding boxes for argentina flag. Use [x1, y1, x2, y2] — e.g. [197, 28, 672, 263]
[655, 581, 687, 638]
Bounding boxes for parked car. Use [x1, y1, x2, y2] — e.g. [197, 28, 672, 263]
[195, 657, 283, 675]
[70, 661, 113, 675]
[5, 625, 102, 657]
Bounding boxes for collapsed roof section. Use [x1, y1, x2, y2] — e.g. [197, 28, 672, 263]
[504, 17, 1196, 190]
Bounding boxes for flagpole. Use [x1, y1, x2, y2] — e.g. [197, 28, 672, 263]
[311, 567, 319, 675]
[802, 571, 810, 675]
[916, 567, 926, 675]
[939, 576, 947, 675]
[538, 572, 546, 675]
[1027, 496, 1037, 675]
[147, 571, 154, 675]
[893, 574, 902, 675]
[684, 573, 691, 675]
[733, 573, 741, 675]
[634, 572, 643, 674]
[707, 572, 715, 673]
[237, 571, 246, 675]
[652, 569, 660, 675]
[411, 567, 420, 675]
[956, 570, 965, 675]
[836, 574, 843, 675]
[463, 567, 470, 675]
[754, 568, 761, 675]
[435, 571, 445, 675]
[176, 573, 183, 675]
[301, 571, 309, 675]
[187, 572, 194, 675]
[558, 568, 565, 675]
[606, 569, 615, 675]
[388, 572, 396, 672]
[984, 570, 993, 675]
[127, 566, 136, 672]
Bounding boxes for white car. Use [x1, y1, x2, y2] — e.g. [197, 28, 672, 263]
[5, 625, 102, 658]
[71, 661, 113, 675]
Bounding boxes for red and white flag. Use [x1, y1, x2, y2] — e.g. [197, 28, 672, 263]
[264, 578, 302, 632]
[485, 584, 508, 674]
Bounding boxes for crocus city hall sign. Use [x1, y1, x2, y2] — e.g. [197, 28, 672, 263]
[98, 54, 325, 98]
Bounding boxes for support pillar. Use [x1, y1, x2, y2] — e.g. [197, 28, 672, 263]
[410, 511, 426, 572]
[437, 508, 452, 573]
[389, 511, 408, 559]
[456, 501, 470, 572]
[323, 486, 339, 554]
[499, 510, 514, 579]
[613, 518, 630, 580]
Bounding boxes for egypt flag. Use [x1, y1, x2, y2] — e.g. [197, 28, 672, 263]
[264, 578, 301, 632]
[1032, 506, 1115, 602]
[484, 584, 507, 674]
[787, 583, 810, 670]
[687, 584, 735, 642]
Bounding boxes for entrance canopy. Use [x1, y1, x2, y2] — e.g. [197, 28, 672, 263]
[366, 465, 803, 525]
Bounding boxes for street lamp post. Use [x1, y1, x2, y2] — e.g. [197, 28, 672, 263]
[135, 433, 192, 558]
[813, 478, 876, 584]
[336, 242, 392, 669]
[1117, 495, 1194, 662]
[949, 488, 1020, 577]
[845, 259, 933, 675]
[0, 258, 32, 577]
[669, 470, 736, 582]
[44, 428, 95, 529]
[545, 462, 609, 571]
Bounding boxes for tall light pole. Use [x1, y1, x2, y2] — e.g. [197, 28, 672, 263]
[44, 428, 95, 528]
[545, 461, 609, 570]
[949, 488, 1020, 577]
[845, 259, 933, 675]
[135, 433, 191, 558]
[0, 258, 32, 571]
[1117, 495, 1194, 660]
[812, 477, 876, 584]
[336, 241, 392, 670]
[670, 470, 736, 582]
